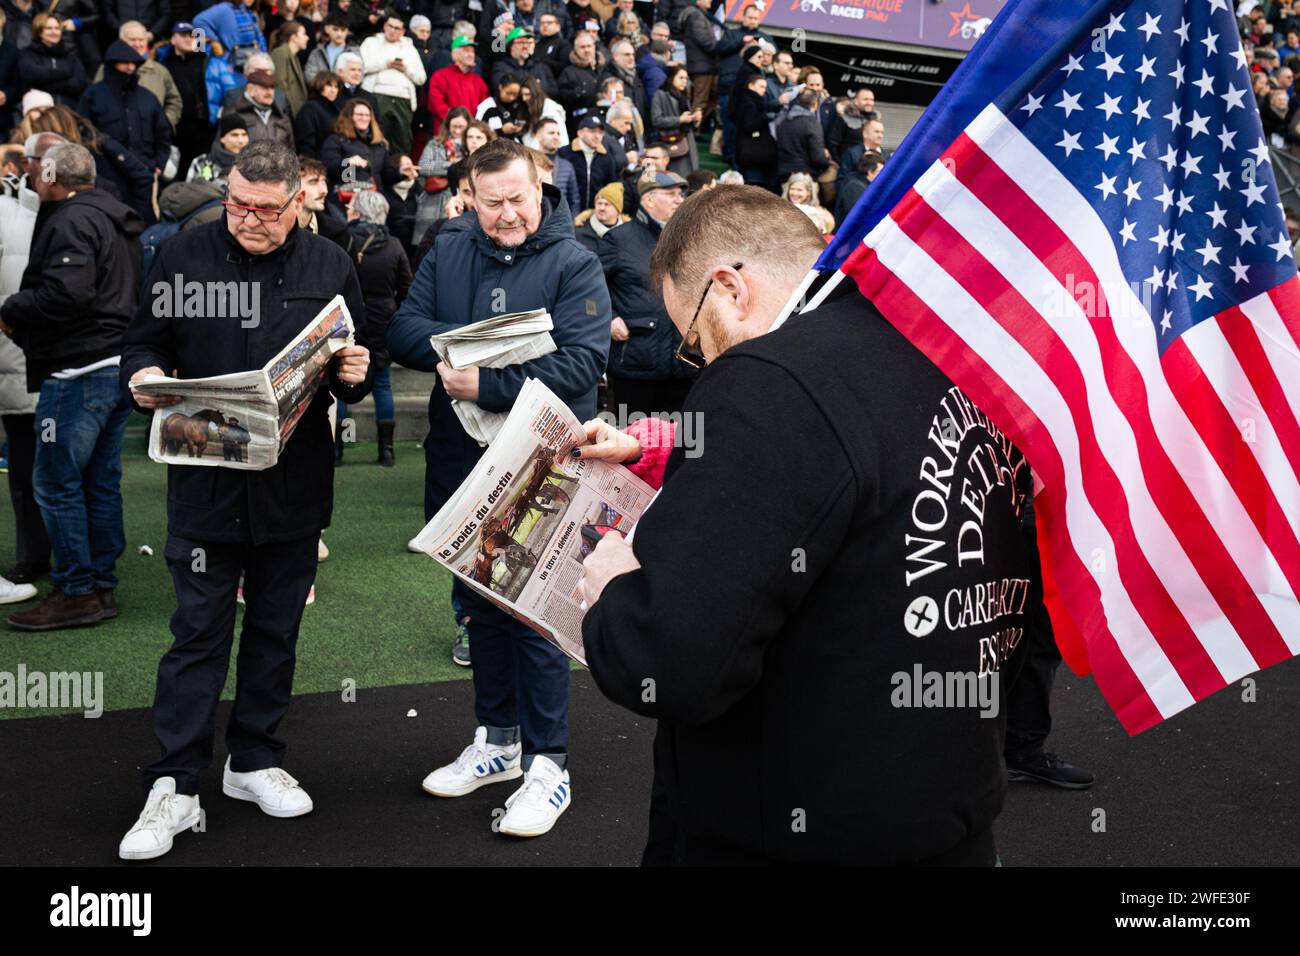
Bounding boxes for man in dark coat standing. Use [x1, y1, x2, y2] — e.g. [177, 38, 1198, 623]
[159, 22, 212, 181]
[776, 88, 830, 182]
[598, 170, 695, 416]
[0, 143, 142, 631]
[116, 143, 372, 861]
[77, 40, 173, 173]
[388, 138, 609, 840]
[579, 185, 1036, 866]
[557, 112, 617, 212]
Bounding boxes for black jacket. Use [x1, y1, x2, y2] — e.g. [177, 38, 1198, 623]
[557, 140, 618, 211]
[162, 47, 211, 128]
[583, 281, 1035, 865]
[78, 70, 174, 172]
[556, 50, 605, 116]
[776, 104, 829, 179]
[17, 39, 89, 106]
[491, 56, 558, 100]
[733, 86, 776, 169]
[92, 130, 157, 223]
[120, 219, 372, 545]
[320, 132, 400, 191]
[1, 189, 143, 389]
[598, 210, 693, 381]
[106, 0, 172, 41]
[344, 219, 412, 368]
[678, 6, 717, 76]
[293, 93, 341, 156]
[0, 38, 18, 132]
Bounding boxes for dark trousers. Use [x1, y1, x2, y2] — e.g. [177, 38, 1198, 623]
[1005, 501, 1058, 761]
[453, 577, 570, 760]
[144, 533, 319, 796]
[1, 413, 50, 569]
[607, 377, 693, 418]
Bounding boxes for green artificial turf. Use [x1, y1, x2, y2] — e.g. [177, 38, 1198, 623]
[0, 419, 469, 719]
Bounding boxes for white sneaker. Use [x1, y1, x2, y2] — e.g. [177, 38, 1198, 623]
[317, 537, 329, 562]
[422, 726, 522, 797]
[499, 755, 570, 838]
[119, 777, 201, 861]
[222, 758, 313, 818]
[0, 575, 36, 605]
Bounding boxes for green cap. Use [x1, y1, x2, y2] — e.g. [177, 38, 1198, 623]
[506, 26, 533, 44]
[450, 35, 474, 50]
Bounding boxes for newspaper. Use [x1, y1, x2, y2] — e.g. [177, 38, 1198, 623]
[429, 309, 556, 446]
[412, 378, 657, 665]
[130, 296, 355, 470]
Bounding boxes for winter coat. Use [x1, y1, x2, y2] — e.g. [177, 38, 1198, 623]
[598, 210, 694, 381]
[320, 131, 401, 192]
[229, 93, 296, 149]
[157, 179, 224, 231]
[121, 219, 372, 545]
[185, 140, 241, 183]
[344, 219, 412, 367]
[678, 6, 717, 76]
[386, 194, 610, 510]
[491, 55, 558, 100]
[650, 86, 698, 177]
[359, 33, 427, 108]
[159, 45, 211, 128]
[636, 52, 667, 103]
[90, 130, 157, 223]
[105, 0, 172, 42]
[427, 63, 489, 127]
[294, 92, 342, 156]
[92, 58, 183, 129]
[78, 69, 174, 172]
[775, 104, 829, 179]
[556, 47, 606, 116]
[1, 189, 143, 389]
[270, 41, 309, 118]
[0, 0, 47, 51]
[17, 39, 88, 106]
[557, 137, 619, 211]
[0, 39, 20, 132]
[732, 85, 776, 170]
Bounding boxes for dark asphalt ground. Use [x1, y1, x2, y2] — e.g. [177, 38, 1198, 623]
[1, 662, 1297, 867]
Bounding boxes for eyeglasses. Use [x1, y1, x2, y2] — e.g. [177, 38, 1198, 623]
[674, 262, 742, 370]
[221, 196, 295, 223]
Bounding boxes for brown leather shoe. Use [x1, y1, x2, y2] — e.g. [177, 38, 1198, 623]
[97, 588, 118, 620]
[6, 589, 106, 631]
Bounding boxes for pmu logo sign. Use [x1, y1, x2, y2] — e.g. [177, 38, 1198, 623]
[947, 2, 993, 40]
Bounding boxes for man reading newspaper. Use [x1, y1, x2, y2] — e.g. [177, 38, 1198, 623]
[388, 138, 610, 839]
[116, 144, 372, 861]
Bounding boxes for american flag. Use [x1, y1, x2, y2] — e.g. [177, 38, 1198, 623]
[817, 0, 1300, 734]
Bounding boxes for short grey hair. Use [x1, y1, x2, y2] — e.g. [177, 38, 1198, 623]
[119, 20, 146, 39]
[452, 20, 476, 37]
[24, 131, 68, 159]
[718, 170, 744, 185]
[244, 52, 275, 76]
[233, 142, 301, 197]
[610, 37, 634, 55]
[350, 189, 389, 225]
[45, 143, 96, 189]
[336, 51, 363, 71]
[607, 100, 634, 122]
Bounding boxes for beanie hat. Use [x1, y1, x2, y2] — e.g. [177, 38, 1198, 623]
[219, 112, 249, 137]
[595, 181, 624, 211]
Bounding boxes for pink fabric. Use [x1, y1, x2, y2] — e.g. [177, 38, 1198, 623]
[624, 417, 676, 490]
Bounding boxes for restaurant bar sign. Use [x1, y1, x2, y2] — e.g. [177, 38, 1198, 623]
[726, 0, 1009, 53]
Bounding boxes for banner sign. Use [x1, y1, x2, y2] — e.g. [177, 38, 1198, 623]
[726, 0, 1009, 53]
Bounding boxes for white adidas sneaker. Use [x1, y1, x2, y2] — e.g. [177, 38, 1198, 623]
[0, 574, 36, 605]
[222, 758, 314, 818]
[499, 755, 570, 838]
[119, 777, 201, 861]
[422, 726, 522, 797]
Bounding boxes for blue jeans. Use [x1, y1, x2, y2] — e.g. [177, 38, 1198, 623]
[337, 363, 394, 422]
[32, 368, 132, 596]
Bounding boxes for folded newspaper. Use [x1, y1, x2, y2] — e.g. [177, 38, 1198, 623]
[129, 296, 355, 471]
[412, 378, 657, 665]
[429, 309, 555, 446]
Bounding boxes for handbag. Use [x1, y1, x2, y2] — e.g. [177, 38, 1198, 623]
[658, 130, 691, 159]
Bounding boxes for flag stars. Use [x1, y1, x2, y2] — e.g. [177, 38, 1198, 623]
[1179, 151, 1203, 176]
[1201, 31, 1219, 56]
[1250, 138, 1271, 165]
[1096, 173, 1119, 200]
[1097, 132, 1120, 159]
[1160, 310, 1174, 333]
[1218, 126, 1237, 151]
[1237, 221, 1258, 245]
[1171, 230, 1186, 254]
[1098, 92, 1123, 120]
[1136, 54, 1158, 82]
[1155, 183, 1176, 210]
[1146, 264, 1166, 287]
[1057, 90, 1083, 117]
[1123, 178, 1142, 204]
[1151, 224, 1170, 252]
[1206, 201, 1228, 228]
[1098, 52, 1125, 81]
[1170, 62, 1185, 88]
[1175, 191, 1194, 216]
[1186, 112, 1210, 138]
[1221, 85, 1248, 111]
[1105, 12, 1125, 38]
[1062, 54, 1084, 76]
[1119, 218, 1138, 244]
[1232, 45, 1249, 70]
[1057, 130, 1083, 156]
[1196, 238, 1222, 266]
[1165, 268, 1180, 291]
[1159, 145, 1179, 171]
[1134, 96, 1152, 121]
[1230, 257, 1250, 284]
[1213, 164, 1232, 190]
[1174, 17, 1190, 44]
[1193, 69, 1215, 97]
[1127, 137, 1147, 163]
[1137, 12, 1161, 41]
[1022, 93, 1044, 116]
[1241, 180, 1268, 206]
[1164, 102, 1182, 129]
[1189, 273, 1214, 301]
[1270, 230, 1294, 261]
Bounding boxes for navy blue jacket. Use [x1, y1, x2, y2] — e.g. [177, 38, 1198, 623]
[387, 196, 611, 515]
[78, 72, 173, 172]
[557, 141, 619, 211]
[598, 210, 695, 382]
